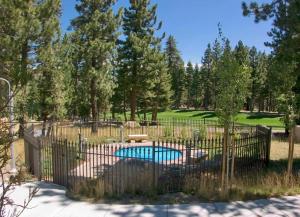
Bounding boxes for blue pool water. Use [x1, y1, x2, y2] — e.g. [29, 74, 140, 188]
[114, 146, 182, 163]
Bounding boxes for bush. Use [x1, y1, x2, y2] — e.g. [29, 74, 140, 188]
[183, 170, 300, 202]
[163, 126, 172, 138]
[180, 127, 188, 139]
[71, 178, 105, 200]
[198, 125, 207, 139]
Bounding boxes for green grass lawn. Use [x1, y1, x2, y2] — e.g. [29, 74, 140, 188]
[117, 110, 284, 128]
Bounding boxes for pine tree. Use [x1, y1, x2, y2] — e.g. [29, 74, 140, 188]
[201, 44, 214, 110]
[118, 0, 165, 121]
[65, 32, 90, 118]
[191, 64, 202, 109]
[243, 0, 300, 114]
[211, 38, 223, 109]
[35, 0, 64, 135]
[185, 61, 194, 109]
[234, 41, 250, 66]
[71, 0, 122, 131]
[165, 35, 186, 109]
[148, 49, 172, 121]
[0, 0, 40, 136]
[234, 41, 250, 110]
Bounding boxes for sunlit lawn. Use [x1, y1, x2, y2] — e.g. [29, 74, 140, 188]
[115, 110, 284, 128]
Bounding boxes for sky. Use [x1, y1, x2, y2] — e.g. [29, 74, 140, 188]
[61, 0, 273, 65]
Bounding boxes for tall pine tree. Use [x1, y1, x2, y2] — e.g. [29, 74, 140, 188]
[118, 0, 165, 121]
[201, 44, 214, 110]
[71, 0, 122, 131]
[35, 0, 63, 135]
[165, 35, 186, 109]
[185, 61, 194, 109]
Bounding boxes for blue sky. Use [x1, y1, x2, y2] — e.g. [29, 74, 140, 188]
[61, 0, 273, 65]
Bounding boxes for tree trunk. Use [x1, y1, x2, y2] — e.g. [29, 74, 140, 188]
[221, 123, 230, 194]
[18, 108, 25, 138]
[287, 126, 295, 177]
[90, 78, 98, 133]
[42, 114, 47, 137]
[123, 90, 127, 122]
[18, 41, 29, 138]
[204, 89, 209, 110]
[112, 110, 115, 120]
[151, 105, 158, 122]
[130, 90, 136, 121]
[46, 120, 53, 137]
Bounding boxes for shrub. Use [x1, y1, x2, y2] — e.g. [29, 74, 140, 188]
[180, 127, 188, 139]
[183, 170, 300, 202]
[163, 126, 172, 138]
[71, 178, 106, 199]
[198, 125, 207, 139]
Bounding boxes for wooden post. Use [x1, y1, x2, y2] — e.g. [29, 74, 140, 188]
[221, 124, 229, 194]
[287, 126, 295, 177]
[225, 130, 230, 192]
[230, 134, 235, 185]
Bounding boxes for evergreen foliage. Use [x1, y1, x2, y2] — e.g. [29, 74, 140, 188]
[70, 0, 122, 129]
[165, 35, 186, 109]
[116, 0, 170, 121]
[1, 0, 298, 130]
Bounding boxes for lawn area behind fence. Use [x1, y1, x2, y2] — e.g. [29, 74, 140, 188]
[113, 110, 284, 129]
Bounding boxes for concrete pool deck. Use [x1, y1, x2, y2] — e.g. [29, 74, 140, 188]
[6, 181, 300, 217]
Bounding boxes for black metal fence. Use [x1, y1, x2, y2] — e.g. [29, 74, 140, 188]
[46, 119, 257, 144]
[26, 125, 272, 197]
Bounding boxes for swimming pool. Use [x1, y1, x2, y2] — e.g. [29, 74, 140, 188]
[114, 146, 182, 163]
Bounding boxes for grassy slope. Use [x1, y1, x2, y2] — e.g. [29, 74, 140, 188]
[132, 110, 284, 128]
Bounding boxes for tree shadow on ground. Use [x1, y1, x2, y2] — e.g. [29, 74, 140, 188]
[268, 158, 300, 172]
[246, 112, 282, 120]
[192, 112, 216, 119]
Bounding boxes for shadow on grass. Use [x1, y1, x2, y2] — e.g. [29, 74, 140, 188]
[194, 112, 217, 119]
[246, 112, 282, 120]
[174, 109, 195, 113]
[268, 158, 300, 172]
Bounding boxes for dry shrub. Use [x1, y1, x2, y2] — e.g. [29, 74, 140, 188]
[69, 160, 156, 199]
[71, 178, 106, 199]
[183, 175, 221, 201]
[106, 160, 154, 196]
[183, 171, 300, 202]
[231, 171, 300, 199]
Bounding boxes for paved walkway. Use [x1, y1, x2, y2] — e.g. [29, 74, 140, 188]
[6, 182, 300, 217]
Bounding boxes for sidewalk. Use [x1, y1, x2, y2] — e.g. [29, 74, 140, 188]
[7, 182, 300, 217]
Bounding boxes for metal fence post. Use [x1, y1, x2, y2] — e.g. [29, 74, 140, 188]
[120, 125, 124, 144]
[172, 118, 175, 137]
[152, 141, 156, 190]
[78, 130, 82, 153]
[266, 127, 272, 166]
[110, 119, 112, 137]
[38, 139, 42, 181]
